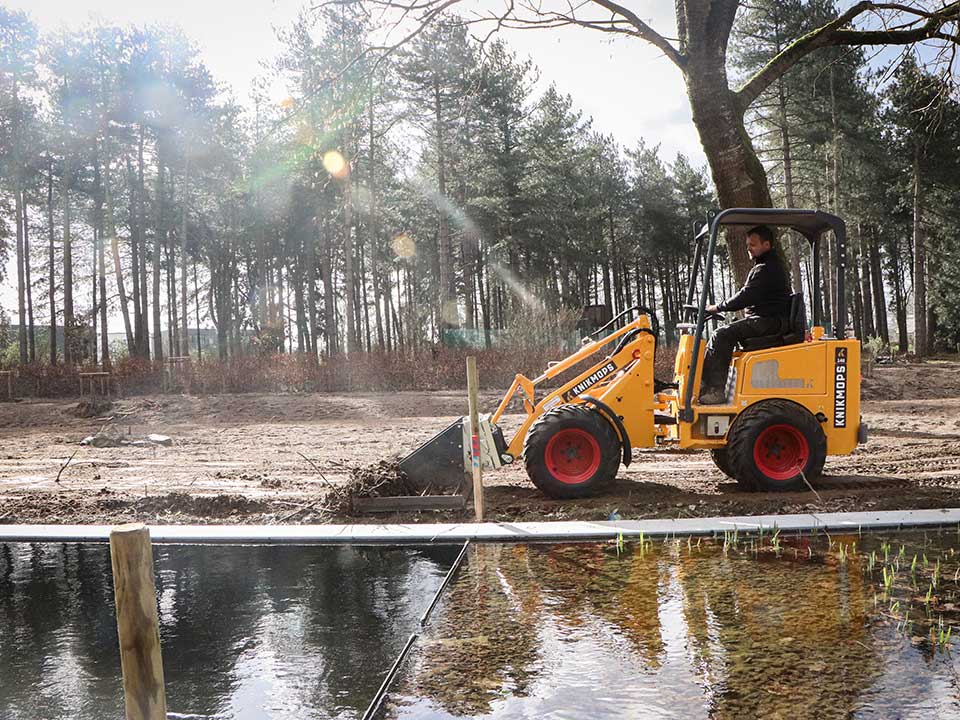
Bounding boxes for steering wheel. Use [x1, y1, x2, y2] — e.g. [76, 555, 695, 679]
[683, 303, 725, 322]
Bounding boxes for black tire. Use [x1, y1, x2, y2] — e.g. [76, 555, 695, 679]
[523, 404, 621, 499]
[727, 399, 826, 492]
[710, 448, 756, 492]
[709, 448, 735, 477]
[710, 448, 756, 491]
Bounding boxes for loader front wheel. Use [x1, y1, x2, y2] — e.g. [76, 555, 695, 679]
[727, 400, 826, 492]
[524, 405, 621, 499]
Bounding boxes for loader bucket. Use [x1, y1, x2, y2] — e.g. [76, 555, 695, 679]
[397, 416, 508, 493]
[398, 419, 466, 492]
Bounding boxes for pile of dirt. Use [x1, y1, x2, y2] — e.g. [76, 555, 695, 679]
[315, 460, 429, 515]
[101, 492, 271, 519]
[347, 460, 420, 497]
[70, 399, 113, 418]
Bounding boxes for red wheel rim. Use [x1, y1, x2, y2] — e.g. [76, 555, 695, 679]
[753, 423, 809, 481]
[545, 429, 601, 484]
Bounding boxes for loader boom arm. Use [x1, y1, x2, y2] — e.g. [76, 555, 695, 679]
[491, 310, 658, 460]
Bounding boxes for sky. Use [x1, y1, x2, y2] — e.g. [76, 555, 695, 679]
[0, 0, 705, 329]
[1, 0, 705, 164]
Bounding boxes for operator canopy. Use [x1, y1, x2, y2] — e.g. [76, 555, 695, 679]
[712, 208, 844, 245]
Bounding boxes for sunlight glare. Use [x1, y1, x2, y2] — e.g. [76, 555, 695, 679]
[322, 150, 349, 179]
[391, 233, 416, 259]
[490, 262, 543, 310]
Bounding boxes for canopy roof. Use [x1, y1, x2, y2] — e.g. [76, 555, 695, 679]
[713, 208, 844, 244]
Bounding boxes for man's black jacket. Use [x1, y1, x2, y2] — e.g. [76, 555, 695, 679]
[716, 249, 791, 318]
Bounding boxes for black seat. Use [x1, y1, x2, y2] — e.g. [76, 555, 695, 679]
[739, 293, 807, 351]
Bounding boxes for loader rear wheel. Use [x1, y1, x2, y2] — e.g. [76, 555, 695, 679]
[710, 448, 755, 491]
[524, 405, 621, 499]
[727, 400, 826, 492]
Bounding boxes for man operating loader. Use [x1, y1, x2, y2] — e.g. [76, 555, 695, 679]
[699, 225, 792, 404]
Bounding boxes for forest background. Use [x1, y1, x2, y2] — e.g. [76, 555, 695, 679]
[1, 0, 959, 394]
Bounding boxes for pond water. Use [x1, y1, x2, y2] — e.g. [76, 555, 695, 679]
[0, 543, 460, 720]
[385, 530, 960, 719]
[5, 531, 960, 720]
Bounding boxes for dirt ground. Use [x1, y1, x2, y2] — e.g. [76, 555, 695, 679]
[3, 360, 960, 527]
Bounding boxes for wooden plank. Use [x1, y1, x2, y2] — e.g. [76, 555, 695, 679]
[109, 523, 167, 720]
[352, 495, 467, 513]
[466, 356, 484, 521]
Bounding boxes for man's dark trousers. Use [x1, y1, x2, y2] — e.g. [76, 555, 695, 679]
[701, 316, 786, 392]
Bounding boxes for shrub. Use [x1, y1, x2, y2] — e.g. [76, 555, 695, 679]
[0, 340, 683, 398]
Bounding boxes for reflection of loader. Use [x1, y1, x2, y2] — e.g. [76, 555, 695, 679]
[400, 208, 866, 498]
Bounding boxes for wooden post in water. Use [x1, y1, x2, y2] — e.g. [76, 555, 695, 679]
[466, 356, 484, 521]
[109, 523, 167, 720]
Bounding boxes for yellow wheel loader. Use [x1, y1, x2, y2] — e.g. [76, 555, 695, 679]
[399, 208, 866, 498]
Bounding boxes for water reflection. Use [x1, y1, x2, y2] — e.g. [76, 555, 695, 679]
[0, 543, 458, 720]
[387, 533, 960, 719]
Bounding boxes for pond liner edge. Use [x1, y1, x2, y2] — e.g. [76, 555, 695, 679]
[3, 508, 960, 544]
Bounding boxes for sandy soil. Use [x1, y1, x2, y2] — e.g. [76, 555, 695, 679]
[2, 360, 960, 526]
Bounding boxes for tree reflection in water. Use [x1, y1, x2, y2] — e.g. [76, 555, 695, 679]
[387, 536, 960, 719]
[0, 542, 457, 720]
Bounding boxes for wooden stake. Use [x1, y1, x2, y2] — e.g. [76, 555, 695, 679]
[466, 356, 484, 521]
[109, 523, 167, 720]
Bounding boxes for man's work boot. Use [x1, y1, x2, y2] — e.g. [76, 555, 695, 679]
[699, 387, 727, 405]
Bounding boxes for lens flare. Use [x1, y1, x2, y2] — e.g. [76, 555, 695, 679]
[323, 150, 349, 179]
[281, 97, 296, 110]
[392, 233, 416, 259]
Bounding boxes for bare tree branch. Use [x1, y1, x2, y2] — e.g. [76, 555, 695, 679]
[587, 0, 686, 68]
[320, 0, 686, 70]
[736, 0, 960, 111]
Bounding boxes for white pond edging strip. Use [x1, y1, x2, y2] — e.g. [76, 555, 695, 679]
[2, 508, 960, 544]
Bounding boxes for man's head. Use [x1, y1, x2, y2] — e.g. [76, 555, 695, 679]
[746, 225, 774, 259]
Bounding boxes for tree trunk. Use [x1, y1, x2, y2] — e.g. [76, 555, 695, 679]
[912, 149, 926, 357]
[166, 241, 177, 357]
[857, 224, 874, 338]
[306, 230, 318, 359]
[778, 99, 803, 293]
[889, 236, 909, 354]
[105, 154, 135, 356]
[358, 229, 372, 351]
[368, 92, 386, 351]
[683, 45, 771, 285]
[343, 184, 356, 354]
[321, 223, 337, 355]
[869, 228, 889, 345]
[153, 158, 165, 363]
[62, 149, 75, 363]
[15, 189, 27, 364]
[180, 158, 190, 356]
[293, 256, 307, 353]
[99, 244, 109, 367]
[22, 196, 35, 362]
[138, 126, 150, 360]
[92, 229, 98, 366]
[127, 157, 144, 358]
[47, 159, 57, 365]
[167, 175, 179, 358]
[851, 242, 865, 341]
[98, 195, 110, 369]
[433, 76, 456, 340]
[829, 73, 843, 332]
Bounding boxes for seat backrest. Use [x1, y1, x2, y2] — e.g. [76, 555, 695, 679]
[785, 292, 806, 341]
[738, 293, 807, 351]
